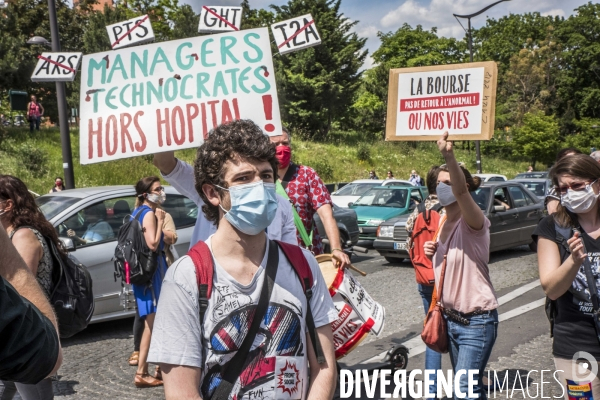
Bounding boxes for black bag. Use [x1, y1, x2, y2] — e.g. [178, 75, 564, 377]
[46, 238, 95, 339]
[114, 209, 158, 286]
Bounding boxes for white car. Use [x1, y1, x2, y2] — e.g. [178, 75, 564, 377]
[474, 174, 507, 182]
[331, 179, 413, 208]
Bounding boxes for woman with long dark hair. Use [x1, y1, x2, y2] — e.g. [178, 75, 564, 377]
[0, 175, 62, 400]
[424, 133, 498, 399]
[534, 154, 600, 398]
[131, 176, 168, 388]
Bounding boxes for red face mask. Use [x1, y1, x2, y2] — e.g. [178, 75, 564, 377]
[275, 145, 291, 169]
[56, 181, 62, 186]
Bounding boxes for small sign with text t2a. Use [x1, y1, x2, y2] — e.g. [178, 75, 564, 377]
[31, 52, 83, 82]
[271, 14, 321, 55]
[106, 15, 155, 50]
[198, 6, 242, 33]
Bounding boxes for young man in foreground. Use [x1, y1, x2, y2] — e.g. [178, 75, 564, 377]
[148, 120, 337, 400]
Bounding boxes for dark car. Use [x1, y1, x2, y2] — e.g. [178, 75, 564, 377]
[514, 171, 549, 179]
[314, 204, 360, 252]
[373, 182, 545, 263]
[511, 178, 552, 201]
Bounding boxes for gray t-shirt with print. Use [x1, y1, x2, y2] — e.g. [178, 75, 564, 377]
[148, 237, 337, 400]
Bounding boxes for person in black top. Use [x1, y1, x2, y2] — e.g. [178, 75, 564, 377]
[533, 154, 600, 398]
[0, 227, 62, 386]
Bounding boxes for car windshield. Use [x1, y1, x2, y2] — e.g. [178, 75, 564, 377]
[36, 196, 81, 221]
[520, 181, 547, 197]
[354, 188, 408, 207]
[335, 182, 379, 196]
[515, 172, 547, 179]
[470, 187, 490, 211]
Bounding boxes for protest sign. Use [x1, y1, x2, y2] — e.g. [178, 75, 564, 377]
[106, 15, 155, 50]
[198, 6, 242, 33]
[79, 28, 281, 165]
[385, 61, 497, 141]
[271, 14, 321, 55]
[31, 52, 83, 82]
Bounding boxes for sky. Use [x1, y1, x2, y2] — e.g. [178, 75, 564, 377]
[181, 0, 590, 68]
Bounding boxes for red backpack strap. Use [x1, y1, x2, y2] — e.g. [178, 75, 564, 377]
[187, 241, 214, 323]
[275, 240, 326, 364]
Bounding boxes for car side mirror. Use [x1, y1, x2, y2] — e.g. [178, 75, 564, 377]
[59, 237, 76, 251]
[493, 205, 506, 213]
[348, 202, 354, 207]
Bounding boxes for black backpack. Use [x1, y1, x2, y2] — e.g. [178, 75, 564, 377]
[46, 237, 95, 339]
[113, 208, 158, 286]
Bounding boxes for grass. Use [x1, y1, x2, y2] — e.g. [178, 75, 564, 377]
[0, 127, 531, 195]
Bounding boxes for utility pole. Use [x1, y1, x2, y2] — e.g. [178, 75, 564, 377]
[48, 0, 75, 189]
[454, 0, 510, 174]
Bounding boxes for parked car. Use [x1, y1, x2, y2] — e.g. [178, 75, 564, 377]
[36, 186, 197, 323]
[511, 178, 553, 200]
[474, 173, 507, 182]
[350, 185, 429, 241]
[373, 181, 545, 262]
[331, 179, 413, 208]
[514, 171, 549, 179]
[314, 204, 360, 252]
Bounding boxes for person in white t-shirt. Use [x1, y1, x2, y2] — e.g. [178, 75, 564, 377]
[148, 120, 337, 400]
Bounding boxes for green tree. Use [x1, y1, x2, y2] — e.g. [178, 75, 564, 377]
[270, 0, 367, 139]
[564, 117, 600, 152]
[511, 112, 560, 168]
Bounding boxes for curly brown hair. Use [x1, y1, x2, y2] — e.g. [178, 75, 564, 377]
[194, 120, 278, 223]
[0, 175, 64, 253]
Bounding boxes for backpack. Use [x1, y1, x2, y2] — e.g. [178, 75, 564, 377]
[409, 203, 443, 285]
[188, 240, 326, 364]
[113, 208, 158, 286]
[46, 238, 95, 338]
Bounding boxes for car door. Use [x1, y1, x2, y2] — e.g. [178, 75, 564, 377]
[507, 185, 544, 243]
[488, 186, 520, 250]
[409, 188, 423, 212]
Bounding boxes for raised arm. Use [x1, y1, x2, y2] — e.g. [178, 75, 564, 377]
[437, 132, 484, 231]
[154, 151, 178, 175]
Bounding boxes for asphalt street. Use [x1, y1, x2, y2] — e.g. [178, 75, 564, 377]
[41, 244, 553, 399]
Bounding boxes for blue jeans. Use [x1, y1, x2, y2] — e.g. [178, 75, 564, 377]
[446, 309, 498, 400]
[29, 116, 40, 132]
[418, 284, 443, 397]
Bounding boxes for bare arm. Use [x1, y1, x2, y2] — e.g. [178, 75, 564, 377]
[161, 364, 202, 400]
[547, 199, 559, 215]
[153, 151, 177, 175]
[307, 325, 337, 400]
[316, 204, 350, 268]
[39, 103, 44, 115]
[0, 228, 62, 376]
[143, 209, 165, 252]
[162, 213, 178, 246]
[538, 235, 585, 300]
[11, 229, 43, 277]
[438, 132, 484, 231]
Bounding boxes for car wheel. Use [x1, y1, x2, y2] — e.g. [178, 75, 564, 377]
[529, 241, 538, 252]
[385, 256, 405, 264]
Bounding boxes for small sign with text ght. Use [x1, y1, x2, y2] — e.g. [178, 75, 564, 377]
[198, 6, 242, 32]
[385, 61, 498, 141]
[31, 52, 83, 82]
[106, 15, 155, 50]
[271, 14, 321, 55]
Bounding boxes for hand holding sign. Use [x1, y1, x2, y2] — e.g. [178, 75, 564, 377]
[437, 131, 453, 155]
[271, 14, 321, 55]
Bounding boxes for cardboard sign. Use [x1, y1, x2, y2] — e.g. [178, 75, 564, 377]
[271, 14, 321, 55]
[106, 15, 155, 50]
[79, 28, 281, 165]
[31, 52, 83, 82]
[198, 6, 242, 33]
[385, 61, 498, 141]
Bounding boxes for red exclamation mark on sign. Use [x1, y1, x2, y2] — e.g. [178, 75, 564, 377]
[262, 95, 275, 133]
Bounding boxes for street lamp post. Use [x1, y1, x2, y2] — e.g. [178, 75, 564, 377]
[453, 0, 510, 174]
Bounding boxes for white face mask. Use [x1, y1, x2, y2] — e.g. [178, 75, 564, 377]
[437, 182, 457, 206]
[561, 180, 599, 213]
[146, 191, 166, 205]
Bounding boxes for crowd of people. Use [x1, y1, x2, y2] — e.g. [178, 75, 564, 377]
[2, 118, 600, 400]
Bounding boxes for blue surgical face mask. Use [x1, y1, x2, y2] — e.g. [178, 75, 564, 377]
[217, 181, 278, 235]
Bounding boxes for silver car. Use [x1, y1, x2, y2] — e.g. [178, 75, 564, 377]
[36, 186, 197, 323]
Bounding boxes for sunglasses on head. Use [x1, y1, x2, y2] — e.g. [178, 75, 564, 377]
[555, 179, 597, 195]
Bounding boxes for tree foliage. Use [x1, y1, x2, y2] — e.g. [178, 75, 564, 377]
[511, 112, 560, 167]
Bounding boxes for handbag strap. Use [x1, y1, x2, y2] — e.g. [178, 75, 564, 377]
[433, 216, 459, 304]
[209, 240, 279, 400]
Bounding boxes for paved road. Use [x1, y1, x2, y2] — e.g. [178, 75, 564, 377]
[43, 245, 553, 399]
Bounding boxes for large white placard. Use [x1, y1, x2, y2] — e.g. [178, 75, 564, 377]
[271, 14, 321, 55]
[31, 52, 82, 82]
[198, 6, 242, 33]
[79, 28, 281, 165]
[106, 15, 155, 50]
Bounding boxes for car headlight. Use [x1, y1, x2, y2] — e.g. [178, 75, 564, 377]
[366, 219, 384, 226]
[378, 226, 394, 238]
